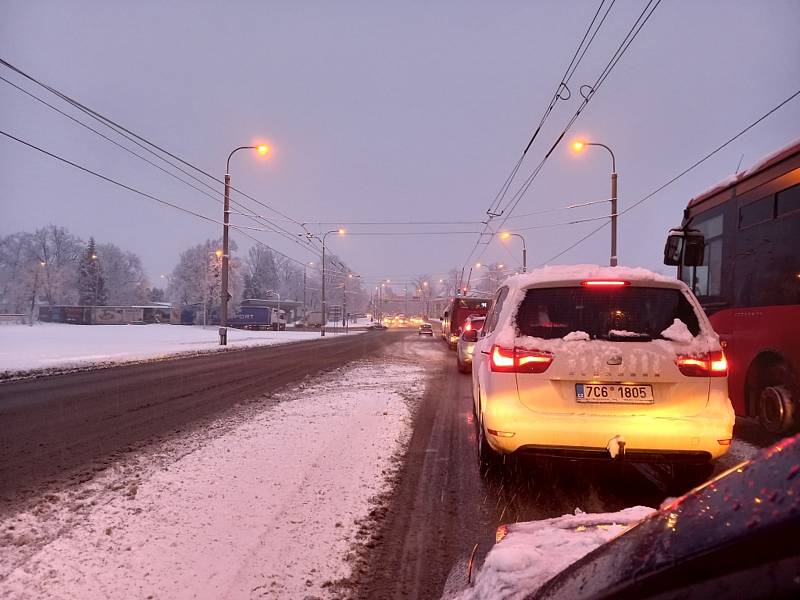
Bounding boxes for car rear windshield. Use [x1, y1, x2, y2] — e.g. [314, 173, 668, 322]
[515, 286, 701, 341]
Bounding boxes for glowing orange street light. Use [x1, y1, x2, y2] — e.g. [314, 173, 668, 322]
[570, 138, 618, 266]
[220, 143, 271, 345]
[215, 249, 223, 258]
[500, 231, 527, 272]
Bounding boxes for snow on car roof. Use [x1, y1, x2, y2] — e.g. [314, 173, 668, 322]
[501, 264, 679, 290]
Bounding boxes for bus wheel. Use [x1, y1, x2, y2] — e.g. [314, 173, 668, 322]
[757, 385, 795, 434]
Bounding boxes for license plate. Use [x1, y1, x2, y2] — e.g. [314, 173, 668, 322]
[576, 383, 654, 404]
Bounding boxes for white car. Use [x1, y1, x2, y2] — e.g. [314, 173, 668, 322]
[471, 265, 734, 485]
[456, 316, 485, 373]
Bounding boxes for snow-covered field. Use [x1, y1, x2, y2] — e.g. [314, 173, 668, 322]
[0, 322, 358, 376]
[0, 356, 425, 599]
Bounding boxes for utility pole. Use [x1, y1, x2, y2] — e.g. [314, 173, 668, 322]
[220, 144, 269, 345]
[611, 166, 618, 267]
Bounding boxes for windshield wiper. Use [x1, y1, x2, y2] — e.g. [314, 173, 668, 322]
[605, 331, 652, 342]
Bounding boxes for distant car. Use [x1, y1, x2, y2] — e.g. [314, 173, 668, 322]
[368, 322, 387, 330]
[456, 316, 485, 373]
[418, 323, 434, 336]
[527, 434, 800, 599]
[472, 265, 734, 486]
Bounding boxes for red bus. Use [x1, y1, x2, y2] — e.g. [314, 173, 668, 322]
[664, 139, 800, 433]
[441, 296, 492, 349]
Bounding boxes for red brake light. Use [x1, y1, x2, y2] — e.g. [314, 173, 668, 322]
[464, 322, 472, 332]
[491, 345, 515, 372]
[676, 350, 728, 377]
[490, 345, 553, 373]
[581, 280, 630, 287]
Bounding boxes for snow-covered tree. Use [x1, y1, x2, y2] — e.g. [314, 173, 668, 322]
[30, 225, 83, 305]
[77, 237, 107, 306]
[0, 232, 35, 311]
[167, 238, 240, 319]
[242, 245, 278, 300]
[96, 243, 148, 305]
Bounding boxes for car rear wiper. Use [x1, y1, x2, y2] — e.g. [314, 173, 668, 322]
[605, 331, 652, 342]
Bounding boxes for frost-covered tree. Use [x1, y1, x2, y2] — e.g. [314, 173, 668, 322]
[97, 243, 148, 305]
[77, 237, 107, 305]
[0, 232, 35, 311]
[146, 287, 166, 302]
[30, 225, 83, 305]
[242, 245, 278, 300]
[167, 238, 239, 319]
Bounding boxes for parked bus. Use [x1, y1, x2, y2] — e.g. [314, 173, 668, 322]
[441, 296, 492, 349]
[664, 139, 800, 433]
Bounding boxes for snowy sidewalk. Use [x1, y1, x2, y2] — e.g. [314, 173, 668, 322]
[1, 357, 424, 599]
[0, 322, 358, 376]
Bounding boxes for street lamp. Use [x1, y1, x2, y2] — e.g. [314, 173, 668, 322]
[500, 231, 527, 273]
[319, 228, 345, 337]
[220, 143, 270, 345]
[90, 253, 99, 305]
[303, 262, 314, 323]
[343, 273, 360, 332]
[572, 140, 618, 266]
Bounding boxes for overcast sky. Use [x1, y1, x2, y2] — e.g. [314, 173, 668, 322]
[2, 0, 799, 288]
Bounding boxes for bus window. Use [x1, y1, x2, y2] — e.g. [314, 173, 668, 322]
[777, 183, 800, 217]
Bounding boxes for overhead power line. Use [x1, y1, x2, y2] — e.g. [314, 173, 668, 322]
[0, 57, 315, 255]
[462, 0, 634, 273]
[463, 0, 662, 274]
[536, 87, 800, 266]
[0, 128, 310, 268]
[485, 0, 614, 218]
[0, 73, 320, 258]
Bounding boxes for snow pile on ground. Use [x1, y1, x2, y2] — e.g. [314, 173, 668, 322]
[0, 322, 358, 376]
[453, 506, 655, 600]
[0, 358, 424, 599]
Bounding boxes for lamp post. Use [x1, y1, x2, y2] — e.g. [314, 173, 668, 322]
[319, 229, 345, 337]
[572, 140, 618, 267]
[343, 273, 360, 333]
[500, 232, 527, 273]
[30, 260, 46, 326]
[303, 262, 313, 324]
[220, 143, 269, 345]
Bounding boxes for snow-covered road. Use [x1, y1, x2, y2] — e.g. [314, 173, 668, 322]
[1, 355, 424, 599]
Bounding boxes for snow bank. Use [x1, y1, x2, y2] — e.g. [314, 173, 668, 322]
[1, 358, 425, 599]
[454, 506, 655, 600]
[0, 322, 359, 376]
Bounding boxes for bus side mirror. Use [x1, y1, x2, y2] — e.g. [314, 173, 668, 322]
[663, 229, 705, 267]
[663, 231, 683, 266]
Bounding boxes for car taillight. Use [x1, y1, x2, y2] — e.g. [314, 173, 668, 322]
[581, 280, 630, 287]
[676, 350, 728, 377]
[490, 345, 553, 373]
[490, 345, 515, 372]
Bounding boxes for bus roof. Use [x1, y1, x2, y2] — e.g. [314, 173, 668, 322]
[688, 137, 800, 209]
